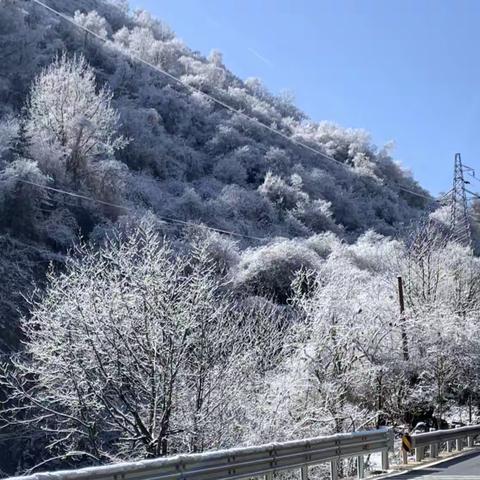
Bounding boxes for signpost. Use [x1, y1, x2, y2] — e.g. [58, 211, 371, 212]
[402, 433, 412, 464]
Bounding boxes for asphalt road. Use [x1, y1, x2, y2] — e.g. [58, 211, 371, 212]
[387, 450, 480, 478]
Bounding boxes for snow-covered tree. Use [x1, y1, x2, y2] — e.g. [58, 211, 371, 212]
[0, 159, 49, 238]
[27, 53, 126, 185]
[73, 10, 110, 39]
[0, 116, 19, 162]
[233, 239, 322, 303]
[0, 221, 265, 466]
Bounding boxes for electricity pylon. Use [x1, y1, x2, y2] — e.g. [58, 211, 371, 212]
[450, 153, 472, 247]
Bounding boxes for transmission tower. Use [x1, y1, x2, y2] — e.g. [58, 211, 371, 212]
[450, 153, 472, 246]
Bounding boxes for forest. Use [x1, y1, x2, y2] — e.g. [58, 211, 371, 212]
[1, 0, 480, 477]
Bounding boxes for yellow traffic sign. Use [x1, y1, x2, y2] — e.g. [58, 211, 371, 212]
[402, 434, 412, 452]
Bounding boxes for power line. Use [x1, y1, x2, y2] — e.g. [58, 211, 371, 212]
[466, 189, 480, 202]
[15, 176, 453, 245]
[16, 179, 268, 242]
[465, 171, 480, 187]
[30, 0, 437, 205]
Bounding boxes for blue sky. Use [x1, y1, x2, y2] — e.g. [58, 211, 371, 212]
[133, 0, 480, 196]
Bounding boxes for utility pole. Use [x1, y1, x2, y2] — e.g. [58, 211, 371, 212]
[450, 153, 472, 247]
[397, 276, 409, 361]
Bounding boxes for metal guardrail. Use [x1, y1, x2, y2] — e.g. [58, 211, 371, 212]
[9, 429, 394, 480]
[403, 425, 480, 463]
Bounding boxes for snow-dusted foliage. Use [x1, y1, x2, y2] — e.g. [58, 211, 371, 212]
[1, 0, 431, 243]
[73, 10, 111, 38]
[1, 0, 480, 476]
[27, 53, 127, 185]
[233, 238, 322, 302]
[1, 222, 286, 466]
[0, 116, 18, 161]
[245, 230, 480, 444]
[0, 159, 50, 238]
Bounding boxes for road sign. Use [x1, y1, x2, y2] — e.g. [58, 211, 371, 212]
[402, 433, 412, 453]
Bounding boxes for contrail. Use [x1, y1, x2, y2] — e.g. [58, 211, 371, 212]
[247, 47, 274, 67]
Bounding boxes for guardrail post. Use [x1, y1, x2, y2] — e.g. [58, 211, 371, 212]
[381, 449, 389, 470]
[265, 472, 273, 480]
[357, 455, 364, 479]
[430, 443, 437, 459]
[468, 436, 474, 448]
[301, 465, 308, 480]
[330, 460, 338, 480]
[415, 446, 423, 462]
[447, 440, 454, 452]
[454, 425, 463, 452]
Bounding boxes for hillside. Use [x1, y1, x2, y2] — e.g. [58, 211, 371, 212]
[0, 0, 431, 337]
[1, 0, 432, 233]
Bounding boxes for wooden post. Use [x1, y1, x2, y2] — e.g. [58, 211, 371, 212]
[397, 276, 409, 361]
[469, 394, 473, 424]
